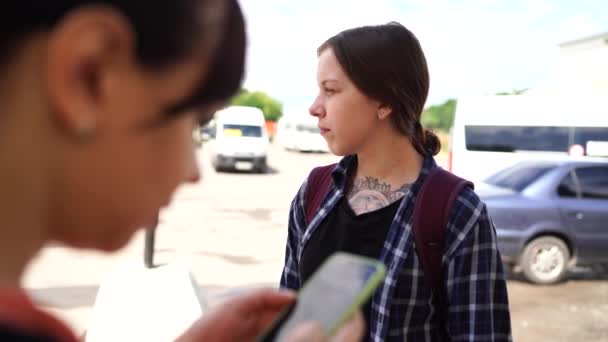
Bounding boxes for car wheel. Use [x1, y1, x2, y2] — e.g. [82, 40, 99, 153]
[520, 236, 569, 285]
[212, 158, 222, 173]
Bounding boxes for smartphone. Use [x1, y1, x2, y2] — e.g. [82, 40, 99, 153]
[258, 252, 387, 342]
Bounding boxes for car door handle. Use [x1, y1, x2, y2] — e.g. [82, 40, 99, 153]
[567, 211, 584, 220]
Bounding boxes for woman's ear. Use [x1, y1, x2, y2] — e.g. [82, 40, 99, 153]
[44, 6, 134, 139]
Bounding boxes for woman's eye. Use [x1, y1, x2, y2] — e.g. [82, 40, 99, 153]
[324, 88, 336, 95]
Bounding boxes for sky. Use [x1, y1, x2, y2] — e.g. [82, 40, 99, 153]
[237, 0, 608, 115]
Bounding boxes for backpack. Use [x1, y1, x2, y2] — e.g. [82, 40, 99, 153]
[304, 164, 473, 337]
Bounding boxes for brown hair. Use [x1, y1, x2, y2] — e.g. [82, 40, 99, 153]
[167, 0, 246, 116]
[318, 22, 440, 155]
[0, 0, 246, 119]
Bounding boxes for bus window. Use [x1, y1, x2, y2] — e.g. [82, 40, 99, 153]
[465, 125, 570, 152]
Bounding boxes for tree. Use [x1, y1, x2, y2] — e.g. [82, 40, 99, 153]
[230, 89, 283, 121]
[421, 98, 457, 132]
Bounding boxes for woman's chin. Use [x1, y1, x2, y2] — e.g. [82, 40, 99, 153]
[328, 144, 351, 157]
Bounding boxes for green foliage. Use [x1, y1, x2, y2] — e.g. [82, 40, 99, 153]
[496, 88, 528, 95]
[421, 88, 528, 132]
[421, 99, 457, 132]
[230, 89, 283, 121]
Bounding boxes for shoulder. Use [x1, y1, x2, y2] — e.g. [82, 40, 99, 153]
[300, 162, 339, 203]
[444, 184, 495, 255]
[417, 166, 484, 233]
[0, 288, 77, 342]
[450, 185, 484, 224]
[0, 325, 62, 342]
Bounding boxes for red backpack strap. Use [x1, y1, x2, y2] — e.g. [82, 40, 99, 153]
[412, 167, 474, 336]
[304, 164, 336, 226]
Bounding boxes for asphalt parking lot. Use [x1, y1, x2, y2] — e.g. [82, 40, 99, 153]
[24, 142, 608, 341]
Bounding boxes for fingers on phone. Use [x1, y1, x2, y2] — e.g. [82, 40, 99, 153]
[334, 312, 365, 341]
[285, 321, 327, 342]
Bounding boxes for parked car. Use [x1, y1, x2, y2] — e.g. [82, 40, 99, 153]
[478, 159, 608, 284]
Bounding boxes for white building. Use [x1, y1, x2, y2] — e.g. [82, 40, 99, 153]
[533, 32, 608, 95]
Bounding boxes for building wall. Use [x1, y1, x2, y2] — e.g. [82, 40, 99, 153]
[533, 33, 608, 95]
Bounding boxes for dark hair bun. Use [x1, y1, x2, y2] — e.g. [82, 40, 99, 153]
[423, 129, 441, 156]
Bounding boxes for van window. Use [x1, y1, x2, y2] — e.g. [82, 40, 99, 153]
[465, 125, 570, 152]
[223, 124, 262, 137]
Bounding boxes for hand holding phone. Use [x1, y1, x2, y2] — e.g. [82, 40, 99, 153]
[282, 311, 365, 342]
[258, 252, 387, 342]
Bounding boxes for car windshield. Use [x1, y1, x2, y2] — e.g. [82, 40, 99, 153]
[223, 124, 262, 137]
[485, 163, 557, 192]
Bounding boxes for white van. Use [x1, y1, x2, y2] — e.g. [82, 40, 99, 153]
[450, 95, 608, 182]
[275, 114, 329, 153]
[209, 106, 269, 173]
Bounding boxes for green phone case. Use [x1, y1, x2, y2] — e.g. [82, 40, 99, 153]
[324, 253, 387, 335]
[258, 252, 387, 341]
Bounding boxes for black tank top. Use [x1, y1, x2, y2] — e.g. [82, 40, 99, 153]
[299, 195, 401, 330]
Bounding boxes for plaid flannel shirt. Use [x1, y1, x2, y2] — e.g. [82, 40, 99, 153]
[280, 154, 512, 341]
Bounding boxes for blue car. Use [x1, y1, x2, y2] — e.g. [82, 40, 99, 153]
[478, 159, 608, 284]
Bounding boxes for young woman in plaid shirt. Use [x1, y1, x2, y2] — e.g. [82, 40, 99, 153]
[280, 22, 513, 342]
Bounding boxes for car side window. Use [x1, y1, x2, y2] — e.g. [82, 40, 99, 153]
[557, 171, 579, 198]
[574, 166, 608, 199]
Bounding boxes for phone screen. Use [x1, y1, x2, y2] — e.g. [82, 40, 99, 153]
[259, 253, 386, 342]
